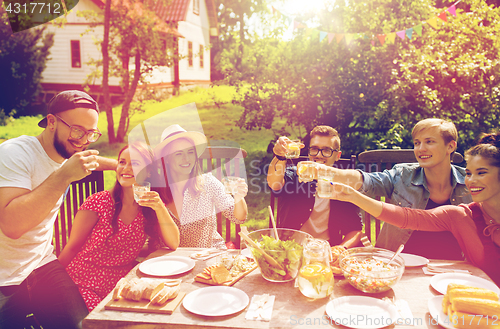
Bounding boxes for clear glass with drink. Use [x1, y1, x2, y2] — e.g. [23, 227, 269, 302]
[317, 165, 334, 198]
[297, 161, 316, 182]
[222, 176, 240, 195]
[298, 238, 334, 299]
[285, 140, 301, 159]
[133, 181, 150, 203]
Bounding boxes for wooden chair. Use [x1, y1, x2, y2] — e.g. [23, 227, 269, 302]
[269, 155, 357, 230]
[356, 149, 464, 243]
[198, 146, 247, 248]
[53, 170, 105, 256]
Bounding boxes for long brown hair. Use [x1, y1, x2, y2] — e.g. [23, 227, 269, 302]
[109, 143, 165, 245]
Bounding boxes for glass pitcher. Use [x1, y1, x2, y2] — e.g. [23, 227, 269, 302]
[297, 238, 334, 298]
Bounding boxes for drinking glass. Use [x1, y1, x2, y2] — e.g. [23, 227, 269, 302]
[297, 161, 316, 182]
[317, 165, 334, 198]
[285, 140, 301, 159]
[133, 181, 150, 202]
[222, 176, 240, 195]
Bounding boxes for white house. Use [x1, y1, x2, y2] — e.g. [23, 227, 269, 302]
[40, 0, 218, 103]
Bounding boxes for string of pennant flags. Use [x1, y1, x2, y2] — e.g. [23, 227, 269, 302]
[272, 0, 462, 46]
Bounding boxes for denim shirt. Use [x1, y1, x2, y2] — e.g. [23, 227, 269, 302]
[359, 163, 472, 252]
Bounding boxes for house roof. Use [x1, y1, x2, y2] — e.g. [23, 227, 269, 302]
[88, 0, 217, 35]
[154, 0, 218, 32]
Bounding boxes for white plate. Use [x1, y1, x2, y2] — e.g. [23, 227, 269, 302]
[241, 248, 253, 259]
[400, 253, 429, 267]
[139, 256, 195, 277]
[325, 296, 398, 329]
[428, 296, 455, 329]
[430, 273, 500, 295]
[183, 286, 249, 316]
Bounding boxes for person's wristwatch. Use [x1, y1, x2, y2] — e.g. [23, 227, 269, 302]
[274, 153, 286, 161]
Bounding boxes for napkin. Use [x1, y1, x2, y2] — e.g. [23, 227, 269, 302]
[189, 249, 225, 261]
[422, 266, 471, 275]
[245, 294, 275, 321]
[383, 298, 415, 326]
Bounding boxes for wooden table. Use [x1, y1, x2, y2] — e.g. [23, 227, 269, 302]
[83, 248, 496, 329]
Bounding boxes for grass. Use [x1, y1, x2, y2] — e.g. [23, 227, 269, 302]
[0, 85, 290, 231]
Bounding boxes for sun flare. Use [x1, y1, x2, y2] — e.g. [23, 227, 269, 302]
[281, 0, 327, 15]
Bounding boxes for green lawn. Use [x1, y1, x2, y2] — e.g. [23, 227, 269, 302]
[0, 85, 293, 231]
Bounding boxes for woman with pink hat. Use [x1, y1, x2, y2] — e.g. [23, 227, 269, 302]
[154, 124, 248, 248]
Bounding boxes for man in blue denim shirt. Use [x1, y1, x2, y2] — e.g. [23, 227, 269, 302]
[267, 126, 363, 247]
[330, 119, 472, 260]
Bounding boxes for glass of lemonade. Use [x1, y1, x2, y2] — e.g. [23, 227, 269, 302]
[133, 181, 150, 203]
[317, 165, 334, 198]
[285, 140, 301, 159]
[222, 176, 239, 195]
[298, 238, 334, 299]
[297, 161, 316, 182]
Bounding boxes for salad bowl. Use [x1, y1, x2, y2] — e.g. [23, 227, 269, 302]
[245, 228, 312, 282]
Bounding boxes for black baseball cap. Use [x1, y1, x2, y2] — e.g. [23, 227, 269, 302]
[38, 90, 99, 128]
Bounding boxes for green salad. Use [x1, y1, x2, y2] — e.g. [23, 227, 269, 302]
[251, 235, 303, 281]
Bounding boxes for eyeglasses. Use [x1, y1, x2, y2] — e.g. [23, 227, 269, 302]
[55, 115, 102, 143]
[308, 147, 339, 158]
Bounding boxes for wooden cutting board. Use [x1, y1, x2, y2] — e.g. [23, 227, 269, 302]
[194, 264, 258, 286]
[104, 292, 186, 314]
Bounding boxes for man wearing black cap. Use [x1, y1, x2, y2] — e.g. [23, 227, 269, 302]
[0, 90, 116, 328]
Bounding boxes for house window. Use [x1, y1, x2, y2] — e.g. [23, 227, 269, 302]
[199, 45, 204, 68]
[193, 0, 199, 15]
[70, 40, 81, 68]
[188, 41, 193, 67]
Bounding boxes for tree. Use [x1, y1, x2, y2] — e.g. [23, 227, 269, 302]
[211, 0, 268, 82]
[0, 12, 54, 122]
[233, 0, 500, 155]
[80, 0, 177, 143]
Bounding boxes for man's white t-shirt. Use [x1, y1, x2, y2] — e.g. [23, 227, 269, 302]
[300, 196, 330, 241]
[0, 136, 64, 286]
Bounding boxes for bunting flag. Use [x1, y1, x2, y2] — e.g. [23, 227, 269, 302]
[345, 34, 354, 45]
[377, 34, 386, 46]
[427, 16, 438, 29]
[272, 0, 462, 46]
[414, 24, 423, 37]
[328, 33, 335, 44]
[438, 12, 448, 22]
[405, 28, 413, 40]
[320, 31, 328, 42]
[386, 33, 396, 44]
[448, 4, 457, 17]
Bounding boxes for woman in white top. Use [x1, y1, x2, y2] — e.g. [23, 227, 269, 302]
[154, 124, 248, 248]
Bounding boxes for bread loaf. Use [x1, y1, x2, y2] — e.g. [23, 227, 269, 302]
[113, 278, 128, 301]
[120, 278, 140, 299]
[140, 280, 165, 301]
[151, 286, 172, 305]
[155, 285, 180, 305]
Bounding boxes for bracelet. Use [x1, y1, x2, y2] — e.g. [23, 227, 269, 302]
[274, 153, 287, 161]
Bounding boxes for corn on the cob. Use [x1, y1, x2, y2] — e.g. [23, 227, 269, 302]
[451, 297, 500, 317]
[443, 295, 451, 314]
[448, 288, 499, 302]
[447, 284, 473, 294]
[449, 310, 498, 329]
